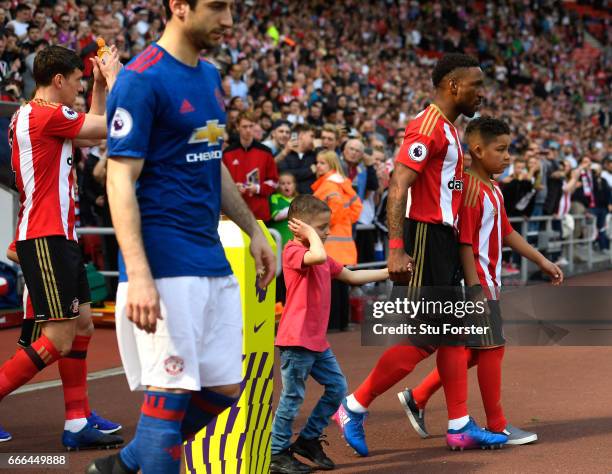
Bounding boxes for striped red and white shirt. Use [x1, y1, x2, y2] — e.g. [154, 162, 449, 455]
[10, 99, 85, 242]
[458, 172, 514, 299]
[556, 183, 572, 218]
[396, 104, 464, 227]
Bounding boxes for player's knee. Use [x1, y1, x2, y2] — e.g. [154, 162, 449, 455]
[75, 305, 94, 336]
[42, 321, 77, 356]
[75, 318, 94, 336]
[46, 334, 74, 356]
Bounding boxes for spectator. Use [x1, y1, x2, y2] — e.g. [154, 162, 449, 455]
[590, 163, 611, 251]
[307, 101, 324, 128]
[229, 62, 248, 103]
[7, 4, 31, 40]
[602, 158, 612, 189]
[278, 124, 317, 195]
[391, 127, 404, 157]
[223, 110, 279, 221]
[552, 161, 581, 266]
[263, 119, 291, 157]
[269, 172, 298, 249]
[312, 150, 362, 330]
[319, 124, 339, 155]
[269, 171, 298, 304]
[286, 99, 304, 125]
[502, 158, 536, 222]
[341, 138, 379, 262]
[79, 143, 107, 228]
[57, 13, 76, 50]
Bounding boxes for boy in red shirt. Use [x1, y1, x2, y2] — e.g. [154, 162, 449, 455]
[271, 195, 388, 473]
[398, 117, 563, 448]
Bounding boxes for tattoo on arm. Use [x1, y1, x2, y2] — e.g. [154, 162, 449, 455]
[387, 178, 408, 240]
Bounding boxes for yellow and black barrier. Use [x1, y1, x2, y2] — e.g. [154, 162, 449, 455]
[184, 221, 276, 473]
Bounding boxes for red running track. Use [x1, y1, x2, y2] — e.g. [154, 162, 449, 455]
[0, 271, 611, 473]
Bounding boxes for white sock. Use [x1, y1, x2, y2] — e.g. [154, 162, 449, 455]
[64, 418, 88, 433]
[448, 415, 470, 431]
[346, 394, 368, 414]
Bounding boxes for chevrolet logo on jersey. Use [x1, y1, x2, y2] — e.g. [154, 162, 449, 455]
[188, 120, 225, 146]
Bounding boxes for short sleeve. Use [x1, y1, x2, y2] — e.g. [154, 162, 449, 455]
[458, 196, 482, 246]
[8, 240, 16, 252]
[106, 70, 156, 159]
[282, 242, 307, 271]
[43, 106, 85, 139]
[327, 256, 344, 278]
[394, 122, 436, 174]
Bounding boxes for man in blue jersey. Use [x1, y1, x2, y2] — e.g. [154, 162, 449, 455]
[87, 1, 276, 473]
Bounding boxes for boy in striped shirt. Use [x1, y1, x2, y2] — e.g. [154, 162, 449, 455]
[398, 116, 564, 447]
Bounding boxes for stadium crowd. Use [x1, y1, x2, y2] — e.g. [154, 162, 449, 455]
[1, 0, 610, 275]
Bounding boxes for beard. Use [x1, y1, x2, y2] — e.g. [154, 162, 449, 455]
[185, 27, 221, 52]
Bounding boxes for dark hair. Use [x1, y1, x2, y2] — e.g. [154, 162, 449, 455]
[163, 0, 197, 18]
[432, 53, 480, 88]
[465, 116, 510, 144]
[271, 119, 290, 131]
[288, 195, 330, 222]
[16, 4, 31, 13]
[292, 123, 313, 135]
[229, 96, 243, 108]
[33, 46, 84, 87]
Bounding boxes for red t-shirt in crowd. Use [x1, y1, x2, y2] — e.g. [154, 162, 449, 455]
[275, 240, 344, 352]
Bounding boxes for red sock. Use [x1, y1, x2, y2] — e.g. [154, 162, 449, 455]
[413, 347, 476, 408]
[353, 345, 432, 408]
[0, 335, 60, 399]
[475, 346, 506, 432]
[58, 335, 92, 420]
[436, 346, 468, 420]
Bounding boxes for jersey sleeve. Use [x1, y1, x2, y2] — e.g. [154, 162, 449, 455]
[43, 106, 85, 139]
[106, 70, 157, 159]
[327, 256, 344, 278]
[394, 121, 437, 174]
[458, 193, 482, 246]
[282, 242, 307, 271]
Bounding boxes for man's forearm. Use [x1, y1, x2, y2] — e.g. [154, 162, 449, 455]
[387, 178, 408, 240]
[89, 81, 106, 116]
[221, 163, 260, 237]
[107, 167, 151, 280]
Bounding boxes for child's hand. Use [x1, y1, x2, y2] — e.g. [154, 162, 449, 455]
[288, 218, 316, 243]
[539, 259, 564, 285]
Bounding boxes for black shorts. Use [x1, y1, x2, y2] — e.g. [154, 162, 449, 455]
[390, 219, 462, 348]
[466, 300, 505, 348]
[403, 218, 462, 287]
[16, 236, 91, 322]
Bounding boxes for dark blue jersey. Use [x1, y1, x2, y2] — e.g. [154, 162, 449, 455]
[107, 43, 231, 281]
